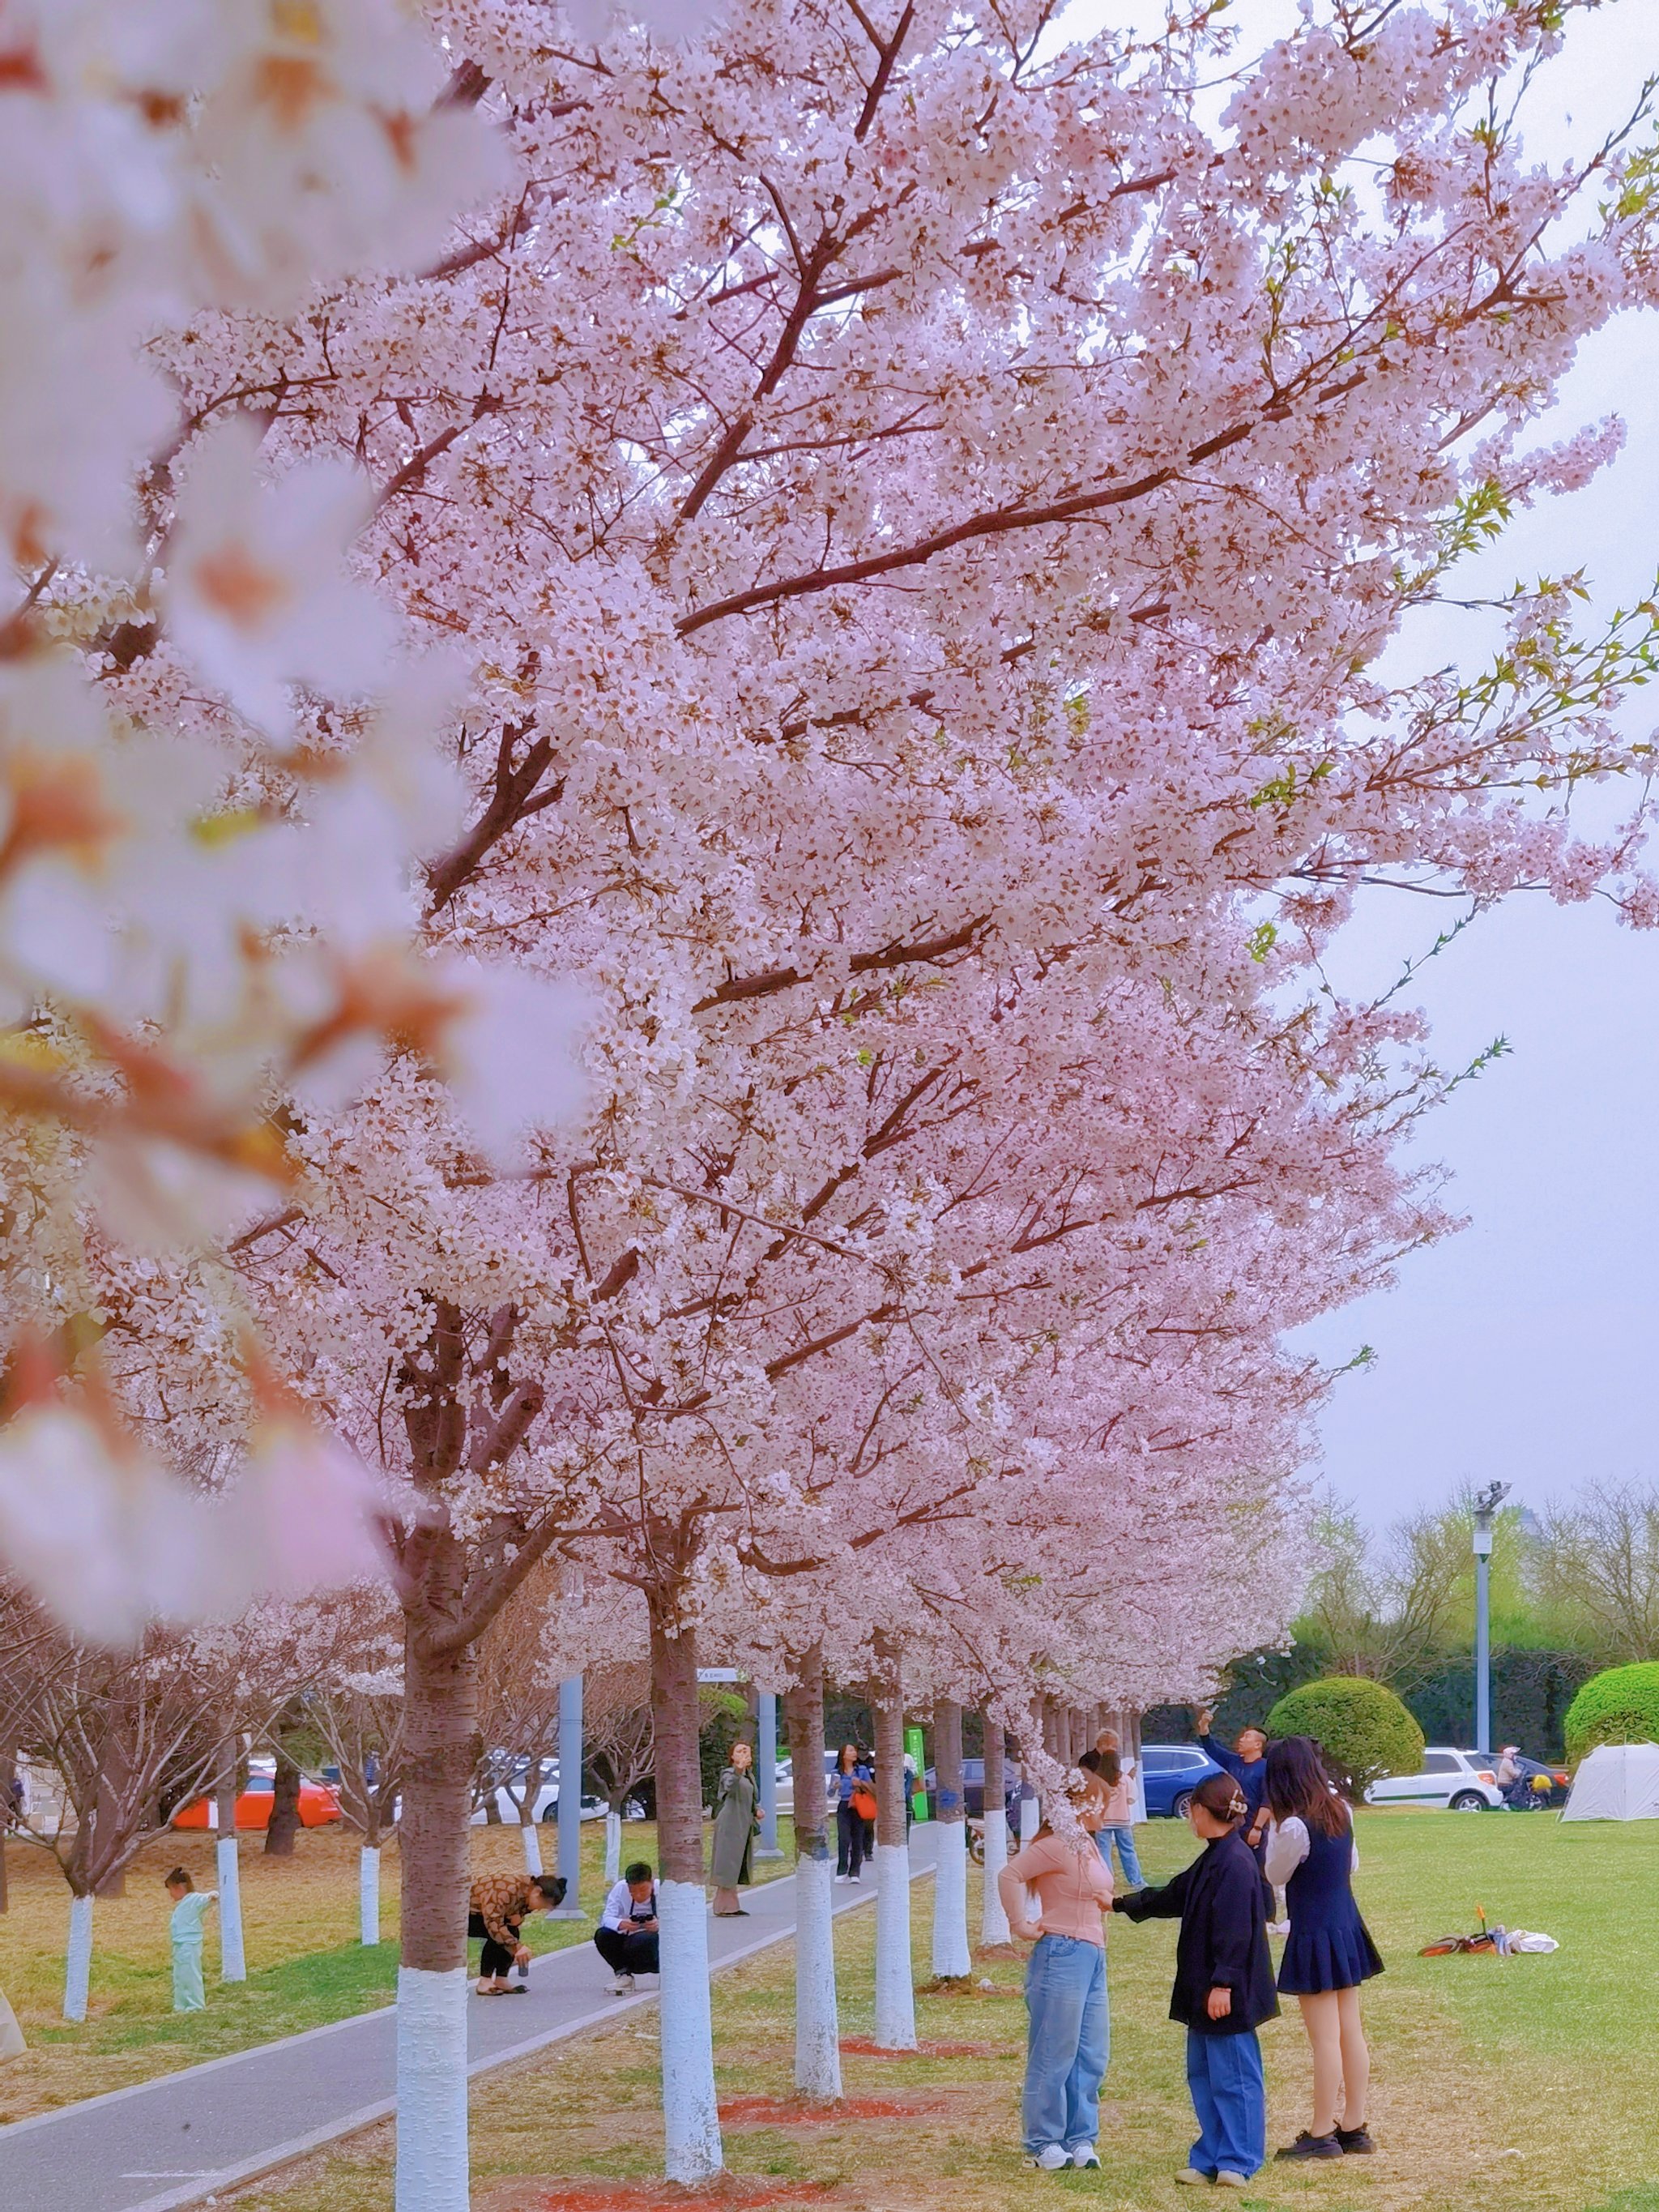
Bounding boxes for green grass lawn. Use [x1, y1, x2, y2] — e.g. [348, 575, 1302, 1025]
[0, 1813, 795, 2120]
[226, 1808, 1659, 2212]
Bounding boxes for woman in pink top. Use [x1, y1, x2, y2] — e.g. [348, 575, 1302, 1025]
[996, 1770, 1114, 2171]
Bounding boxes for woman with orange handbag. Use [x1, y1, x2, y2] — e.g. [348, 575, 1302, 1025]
[833, 1742, 874, 1881]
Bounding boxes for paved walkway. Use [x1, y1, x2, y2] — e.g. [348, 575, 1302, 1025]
[0, 1826, 942, 2212]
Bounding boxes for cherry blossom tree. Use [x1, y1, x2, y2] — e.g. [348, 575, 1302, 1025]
[13, 1, 1659, 2206]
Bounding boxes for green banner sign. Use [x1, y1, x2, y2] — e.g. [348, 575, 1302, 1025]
[904, 1723, 930, 1821]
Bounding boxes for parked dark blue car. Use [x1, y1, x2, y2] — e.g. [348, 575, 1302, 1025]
[1139, 1742, 1224, 1818]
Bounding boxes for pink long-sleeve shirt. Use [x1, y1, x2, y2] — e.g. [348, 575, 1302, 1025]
[997, 1831, 1114, 1945]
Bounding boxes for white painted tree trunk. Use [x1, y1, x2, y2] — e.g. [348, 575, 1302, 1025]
[792, 1849, 842, 2098]
[604, 1808, 622, 1883]
[930, 1819, 970, 1979]
[394, 1965, 469, 2212]
[1020, 1790, 1040, 1843]
[360, 1845, 381, 1948]
[217, 1836, 247, 1980]
[872, 1841, 916, 2049]
[979, 1806, 1011, 1945]
[62, 1893, 93, 2022]
[519, 1820, 543, 1877]
[658, 1877, 723, 2180]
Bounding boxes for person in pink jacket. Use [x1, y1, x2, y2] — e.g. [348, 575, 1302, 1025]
[1080, 1729, 1144, 1887]
[996, 1769, 1115, 2171]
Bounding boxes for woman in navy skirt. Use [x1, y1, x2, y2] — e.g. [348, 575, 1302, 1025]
[1262, 1737, 1383, 2161]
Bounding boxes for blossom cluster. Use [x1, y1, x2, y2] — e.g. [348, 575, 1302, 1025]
[7, 0, 1659, 1718]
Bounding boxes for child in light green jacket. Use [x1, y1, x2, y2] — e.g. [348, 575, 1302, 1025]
[164, 1867, 216, 2012]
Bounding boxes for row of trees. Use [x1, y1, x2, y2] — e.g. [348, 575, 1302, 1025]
[1149, 1484, 1659, 1757]
[5, 2, 1659, 2207]
[0, 1579, 661, 2006]
[1304, 1485, 1659, 1683]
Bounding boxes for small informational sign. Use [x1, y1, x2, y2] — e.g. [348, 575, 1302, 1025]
[904, 1723, 930, 1821]
[696, 1668, 742, 1683]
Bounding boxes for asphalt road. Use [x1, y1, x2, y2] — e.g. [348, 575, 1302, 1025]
[0, 1824, 943, 2212]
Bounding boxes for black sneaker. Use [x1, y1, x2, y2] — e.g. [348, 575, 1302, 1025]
[1277, 2131, 1343, 2161]
[1336, 2126, 1375, 2154]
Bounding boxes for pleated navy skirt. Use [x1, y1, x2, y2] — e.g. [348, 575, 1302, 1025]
[1277, 1820, 1384, 1996]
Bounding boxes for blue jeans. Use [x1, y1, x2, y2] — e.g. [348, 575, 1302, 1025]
[1185, 2028, 1265, 2179]
[1096, 1824, 1143, 1886]
[1022, 1935, 1108, 2154]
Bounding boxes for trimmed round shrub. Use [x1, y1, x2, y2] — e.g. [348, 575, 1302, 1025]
[1563, 1662, 1659, 1766]
[1265, 1676, 1425, 1798]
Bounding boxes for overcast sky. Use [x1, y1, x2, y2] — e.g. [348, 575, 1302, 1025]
[1276, 3, 1659, 1525]
[1054, 0, 1659, 1525]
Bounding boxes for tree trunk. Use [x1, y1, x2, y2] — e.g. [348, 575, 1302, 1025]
[91, 1719, 130, 1896]
[980, 1718, 1010, 1946]
[784, 1646, 841, 2099]
[649, 1603, 723, 2182]
[216, 1738, 247, 1982]
[603, 1803, 623, 1883]
[62, 1891, 93, 2022]
[872, 1673, 915, 2050]
[0, 1743, 14, 1914]
[265, 1717, 303, 1858]
[1018, 1715, 1042, 1845]
[360, 1844, 382, 1946]
[930, 1697, 970, 1979]
[517, 1750, 545, 1878]
[394, 1608, 479, 2212]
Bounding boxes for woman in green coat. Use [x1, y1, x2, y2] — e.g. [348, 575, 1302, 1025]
[710, 1740, 759, 1915]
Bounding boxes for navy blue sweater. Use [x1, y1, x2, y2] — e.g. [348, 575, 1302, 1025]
[1114, 1830, 1279, 2035]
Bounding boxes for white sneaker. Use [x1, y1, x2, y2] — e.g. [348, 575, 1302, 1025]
[611, 1972, 635, 1996]
[1030, 2146, 1069, 2171]
[1215, 2173, 1249, 2190]
[1071, 2146, 1100, 2169]
[1174, 2169, 1211, 2186]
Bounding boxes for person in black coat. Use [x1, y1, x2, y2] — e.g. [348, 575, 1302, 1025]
[1114, 1771, 1277, 2188]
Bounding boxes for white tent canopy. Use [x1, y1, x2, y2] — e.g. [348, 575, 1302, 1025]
[1561, 1742, 1659, 1821]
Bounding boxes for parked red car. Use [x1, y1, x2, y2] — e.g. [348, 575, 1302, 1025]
[173, 1772, 342, 1831]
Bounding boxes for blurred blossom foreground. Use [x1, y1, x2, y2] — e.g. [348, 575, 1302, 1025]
[0, 0, 587, 1635]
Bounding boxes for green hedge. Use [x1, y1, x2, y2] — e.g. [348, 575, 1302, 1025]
[1265, 1676, 1424, 1797]
[1407, 1647, 1593, 1761]
[1563, 1663, 1659, 1766]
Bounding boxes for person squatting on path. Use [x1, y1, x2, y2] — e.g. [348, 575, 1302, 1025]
[1263, 1736, 1384, 2161]
[164, 1867, 216, 2013]
[832, 1741, 874, 1881]
[595, 1860, 659, 1994]
[1079, 1729, 1143, 1888]
[1113, 1774, 1277, 2188]
[467, 1870, 565, 1994]
[997, 1768, 1115, 2171]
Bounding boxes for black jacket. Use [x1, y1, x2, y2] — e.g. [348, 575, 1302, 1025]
[1113, 1830, 1278, 2035]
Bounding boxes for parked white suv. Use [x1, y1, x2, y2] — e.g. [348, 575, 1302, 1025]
[1365, 1747, 1503, 1812]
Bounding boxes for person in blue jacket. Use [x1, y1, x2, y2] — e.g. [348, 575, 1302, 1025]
[1196, 1709, 1279, 1924]
[1194, 1709, 1268, 1826]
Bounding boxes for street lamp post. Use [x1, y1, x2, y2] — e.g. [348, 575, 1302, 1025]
[1472, 1480, 1511, 1755]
